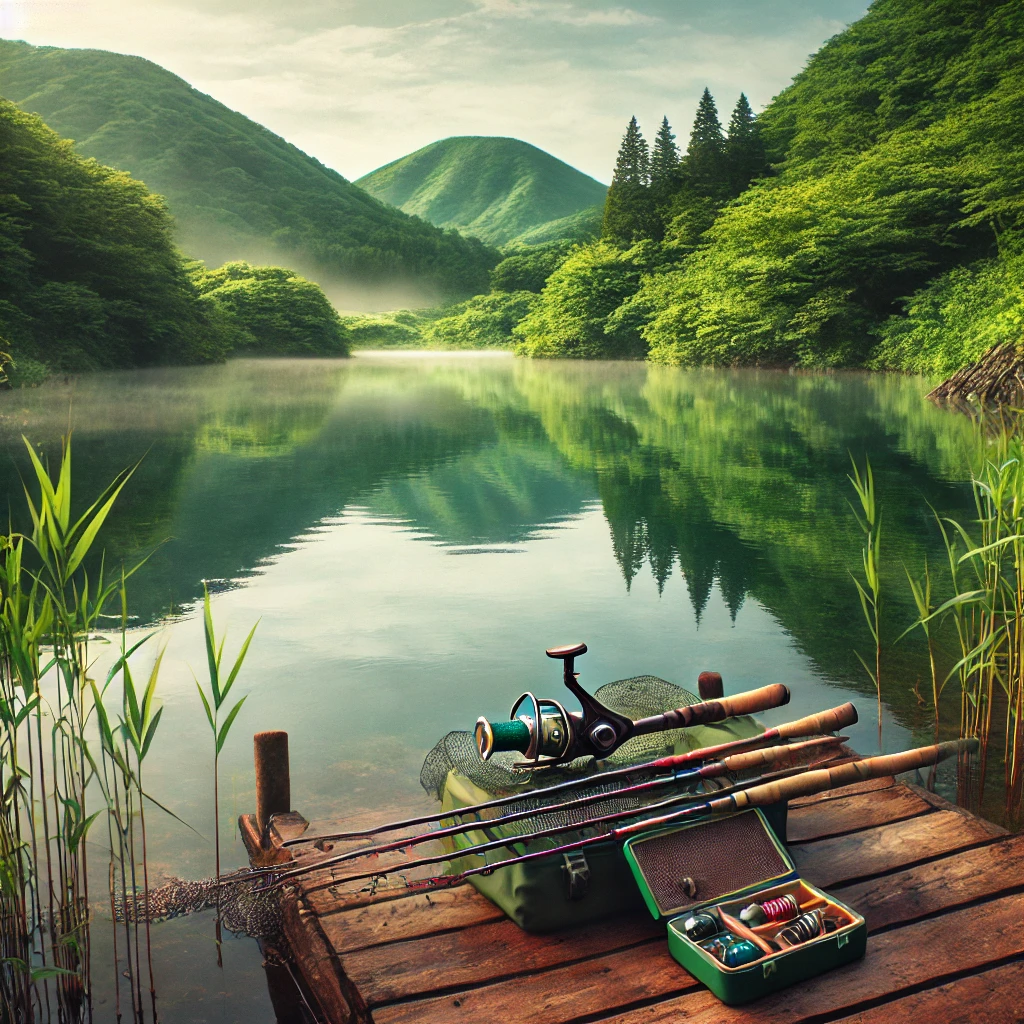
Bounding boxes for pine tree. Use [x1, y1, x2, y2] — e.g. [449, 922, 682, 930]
[650, 116, 680, 199]
[725, 93, 767, 196]
[683, 88, 727, 197]
[602, 116, 654, 244]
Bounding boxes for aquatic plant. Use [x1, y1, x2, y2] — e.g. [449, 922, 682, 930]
[848, 456, 884, 741]
[921, 414, 1024, 824]
[193, 584, 256, 964]
[0, 436, 161, 1020]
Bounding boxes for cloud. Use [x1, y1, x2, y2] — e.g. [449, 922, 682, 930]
[6, 0, 868, 181]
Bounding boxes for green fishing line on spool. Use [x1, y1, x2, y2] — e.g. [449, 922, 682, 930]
[489, 718, 532, 754]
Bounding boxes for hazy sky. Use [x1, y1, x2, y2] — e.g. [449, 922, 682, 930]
[3, 0, 869, 182]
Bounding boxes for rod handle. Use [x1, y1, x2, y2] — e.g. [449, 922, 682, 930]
[633, 683, 790, 735]
[775, 702, 858, 740]
[716, 739, 977, 810]
[719, 735, 844, 774]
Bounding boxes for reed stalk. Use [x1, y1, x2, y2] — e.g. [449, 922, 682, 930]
[0, 435, 173, 1022]
[849, 456, 884, 743]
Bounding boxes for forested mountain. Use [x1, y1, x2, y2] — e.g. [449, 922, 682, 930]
[0, 39, 495, 304]
[489, 0, 1024, 372]
[0, 99, 349, 375]
[356, 137, 607, 246]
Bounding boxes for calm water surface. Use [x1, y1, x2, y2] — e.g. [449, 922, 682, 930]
[0, 354, 980, 1021]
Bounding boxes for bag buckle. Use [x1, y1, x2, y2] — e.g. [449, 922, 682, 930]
[561, 851, 591, 901]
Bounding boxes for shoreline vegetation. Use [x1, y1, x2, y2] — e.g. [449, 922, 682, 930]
[3, 0, 1022, 381]
[343, 0, 1024, 372]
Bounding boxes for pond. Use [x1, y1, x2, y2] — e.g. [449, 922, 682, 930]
[0, 353, 982, 1021]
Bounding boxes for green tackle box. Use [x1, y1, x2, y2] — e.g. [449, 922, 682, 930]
[623, 808, 866, 1005]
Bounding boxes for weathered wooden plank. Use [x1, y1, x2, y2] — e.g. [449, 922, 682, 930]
[371, 939, 686, 1024]
[596, 891, 1024, 1024]
[792, 809, 998, 887]
[313, 885, 504, 953]
[831, 960, 1024, 1023]
[906, 782, 1009, 835]
[787, 786, 930, 843]
[835, 832, 1024, 931]
[789, 775, 894, 807]
[367, 813, 1024, 1024]
[279, 898, 355, 1024]
[343, 912, 663, 1007]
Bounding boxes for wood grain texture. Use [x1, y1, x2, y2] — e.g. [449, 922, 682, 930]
[789, 775, 894, 807]
[279, 898, 356, 1024]
[314, 885, 504, 953]
[831, 961, 1024, 1023]
[792, 809, 998, 887]
[598, 891, 1024, 1024]
[342, 912, 663, 1006]
[364, 810, 1024, 1024]
[835, 832, 1024, 931]
[787, 786, 930, 843]
[371, 939, 689, 1024]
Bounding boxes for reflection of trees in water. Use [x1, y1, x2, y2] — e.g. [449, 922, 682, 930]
[0, 358, 980, 729]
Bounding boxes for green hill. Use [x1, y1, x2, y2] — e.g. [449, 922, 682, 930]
[0, 97, 229, 374]
[509, 0, 1024, 372]
[510, 205, 603, 246]
[356, 137, 607, 246]
[0, 39, 496, 306]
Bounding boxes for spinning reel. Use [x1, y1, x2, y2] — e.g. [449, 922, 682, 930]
[473, 642, 792, 770]
[474, 642, 631, 769]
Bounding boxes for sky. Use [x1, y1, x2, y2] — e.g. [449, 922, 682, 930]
[1, 0, 869, 182]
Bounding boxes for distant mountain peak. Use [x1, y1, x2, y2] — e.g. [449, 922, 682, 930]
[356, 136, 607, 246]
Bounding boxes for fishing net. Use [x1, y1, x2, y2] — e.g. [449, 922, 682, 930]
[114, 869, 281, 939]
[420, 675, 704, 800]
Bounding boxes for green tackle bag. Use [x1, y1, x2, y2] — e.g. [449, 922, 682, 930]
[419, 676, 778, 933]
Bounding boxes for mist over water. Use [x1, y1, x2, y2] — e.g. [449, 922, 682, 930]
[0, 354, 978, 1021]
[176, 225, 446, 311]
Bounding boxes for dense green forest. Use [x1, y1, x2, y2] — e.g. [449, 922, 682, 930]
[457, 0, 1024, 372]
[0, 99, 349, 375]
[0, 39, 496, 302]
[356, 137, 607, 246]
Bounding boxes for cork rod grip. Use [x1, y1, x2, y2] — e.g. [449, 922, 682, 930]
[632, 683, 791, 735]
[775, 702, 859, 740]
[719, 735, 844, 774]
[719, 739, 976, 811]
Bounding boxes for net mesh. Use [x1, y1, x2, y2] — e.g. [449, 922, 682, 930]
[114, 869, 281, 939]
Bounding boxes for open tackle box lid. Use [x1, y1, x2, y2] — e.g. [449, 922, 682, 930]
[622, 807, 866, 1005]
[622, 808, 796, 920]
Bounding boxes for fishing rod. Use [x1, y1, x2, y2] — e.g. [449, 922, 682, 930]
[284, 701, 859, 848]
[475, 643, 792, 768]
[266, 749, 847, 892]
[272, 738, 974, 896]
[273, 735, 846, 877]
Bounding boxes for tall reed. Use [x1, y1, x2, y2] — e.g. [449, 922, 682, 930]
[849, 456, 884, 742]
[924, 414, 1024, 823]
[193, 584, 256, 966]
[0, 437, 163, 1022]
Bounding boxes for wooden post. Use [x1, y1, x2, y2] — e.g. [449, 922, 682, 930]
[698, 671, 724, 701]
[255, 730, 290, 842]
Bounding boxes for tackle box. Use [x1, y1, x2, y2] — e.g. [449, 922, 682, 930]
[623, 808, 866, 1005]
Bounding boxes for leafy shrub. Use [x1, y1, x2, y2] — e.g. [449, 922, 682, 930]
[189, 262, 350, 356]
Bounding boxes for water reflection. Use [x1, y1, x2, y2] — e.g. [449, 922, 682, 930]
[0, 355, 979, 1022]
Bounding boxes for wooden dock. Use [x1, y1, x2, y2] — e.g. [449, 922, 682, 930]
[242, 775, 1024, 1024]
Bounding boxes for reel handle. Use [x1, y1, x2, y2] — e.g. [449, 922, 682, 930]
[714, 739, 977, 810]
[632, 683, 790, 736]
[775, 702, 858, 739]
